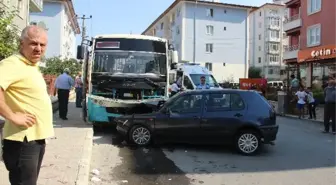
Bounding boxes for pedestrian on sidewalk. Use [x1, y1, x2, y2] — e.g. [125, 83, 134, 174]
[323, 79, 336, 134]
[75, 72, 83, 108]
[54, 68, 74, 120]
[0, 25, 54, 185]
[306, 87, 316, 120]
[294, 87, 308, 119]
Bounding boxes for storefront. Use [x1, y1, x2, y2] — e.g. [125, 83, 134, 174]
[297, 45, 336, 89]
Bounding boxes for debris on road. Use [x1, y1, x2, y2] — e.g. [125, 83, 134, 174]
[91, 169, 100, 176]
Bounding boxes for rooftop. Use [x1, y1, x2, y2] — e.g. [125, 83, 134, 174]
[141, 0, 258, 34]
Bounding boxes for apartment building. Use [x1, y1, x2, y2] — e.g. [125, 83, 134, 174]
[30, 0, 80, 59]
[283, 0, 335, 88]
[0, 0, 43, 31]
[142, 0, 256, 83]
[249, 3, 287, 80]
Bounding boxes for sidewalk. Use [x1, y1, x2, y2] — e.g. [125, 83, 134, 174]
[269, 101, 324, 123]
[0, 100, 93, 185]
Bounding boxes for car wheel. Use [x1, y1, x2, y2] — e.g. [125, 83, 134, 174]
[235, 130, 261, 156]
[129, 125, 152, 146]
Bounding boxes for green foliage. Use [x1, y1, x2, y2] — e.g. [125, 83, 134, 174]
[0, 9, 20, 60]
[248, 67, 262, 78]
[40, 57, 82, 78]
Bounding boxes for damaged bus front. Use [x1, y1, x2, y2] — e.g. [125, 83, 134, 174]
[77, 34, 177, 126]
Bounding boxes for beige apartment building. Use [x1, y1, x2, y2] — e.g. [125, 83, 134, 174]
[0, 0, 43, 31]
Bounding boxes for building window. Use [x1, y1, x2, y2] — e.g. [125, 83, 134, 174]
[258, 57, 261, 63]
[270, 30, 280, 38]
[268, 68, 274, 74]
[259, 34, 261, 40]
[259, 11, 262, 16]
[307, 24, 321, 47]
[269, 55, 280, 63]
[308, 0, 321, 15]
[258, 46, 261, 51]
[224, 9, 227, 14]
[223, 26, 226, 31]
[176, 7, 181, 17]
[270, 17, 280, 27]
[206, 43, 213, 53]
[206, 25, 214, 35]
[205, 62, 212, 71]
[269, 43, 279, 52]
[206, 8, 214, 17]
[153, 28, 156, 36]
[160, 22, 164, 30]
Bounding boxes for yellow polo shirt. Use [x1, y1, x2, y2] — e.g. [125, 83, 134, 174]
[0, 54, 54, 142]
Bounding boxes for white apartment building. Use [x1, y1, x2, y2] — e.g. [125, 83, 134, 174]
[248, 3, 288, 81]
[143, 0, 256, 83]
[30, 0, 80, 59]
[0, 0, 43, 31]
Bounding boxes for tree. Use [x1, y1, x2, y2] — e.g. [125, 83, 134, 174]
[248, 67, 262, 78]
[40, 57, 82, 77]
[0, 9, 19, 60]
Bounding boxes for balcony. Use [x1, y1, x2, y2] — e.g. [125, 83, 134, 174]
[266, 37, 281, 43]
[283, 14, 301, 32]
[30, 0, 43, 12]
[268, 24, 280, 30]
[283, 44, 299, 60]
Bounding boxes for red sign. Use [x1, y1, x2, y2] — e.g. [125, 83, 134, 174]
[96, 41, 120, 49]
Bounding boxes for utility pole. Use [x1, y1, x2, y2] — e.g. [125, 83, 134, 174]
[77, 15, 92, 47]
[193, 0, 197, 63]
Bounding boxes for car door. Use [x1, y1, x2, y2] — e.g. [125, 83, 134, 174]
[154, 93, 204, 143]
[201, 92, 246, 143]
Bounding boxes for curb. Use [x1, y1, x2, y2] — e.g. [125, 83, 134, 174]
[75, 128, 93, 185]
[276, 113, 324, 124]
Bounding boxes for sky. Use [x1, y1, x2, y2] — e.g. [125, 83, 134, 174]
[72, 0, 273, 45]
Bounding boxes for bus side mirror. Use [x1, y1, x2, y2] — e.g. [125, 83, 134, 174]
[77, 45, 84, 60]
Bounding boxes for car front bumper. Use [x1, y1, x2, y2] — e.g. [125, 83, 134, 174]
[259, 125, 279, 143]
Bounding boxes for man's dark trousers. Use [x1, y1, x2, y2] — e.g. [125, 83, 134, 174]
[58, 89, 70, 119]
[75, 87, 83, 107]
[2, 137, 46, 185]
[324, 102, 336, 132]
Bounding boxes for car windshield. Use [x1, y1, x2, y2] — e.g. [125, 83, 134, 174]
[190, 74, 219, 87]
[93, 51, 167, 75]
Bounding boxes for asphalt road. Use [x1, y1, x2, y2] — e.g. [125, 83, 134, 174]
[89, 117, 336, 185]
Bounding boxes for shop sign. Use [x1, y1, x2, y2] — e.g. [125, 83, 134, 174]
[298, 45, 336, 63]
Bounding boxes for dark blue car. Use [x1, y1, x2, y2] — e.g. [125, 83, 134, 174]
[115, 89, 279, 155]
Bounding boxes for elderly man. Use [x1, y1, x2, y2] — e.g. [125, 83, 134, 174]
[323, 79, 336, 134]
[55, 68, 74, 120]
[0, 25, 54, 185]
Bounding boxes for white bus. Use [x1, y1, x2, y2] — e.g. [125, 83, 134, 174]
[77, 34, 177, 125]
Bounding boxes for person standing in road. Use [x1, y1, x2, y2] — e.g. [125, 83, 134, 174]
[0, 25, 54, 185]
[55, 68, 74, 120]
[196, 76, 210, 90]
[323, 79, 336, 134]
[170, 77, 182, 98]
[75, 72, 83, 108]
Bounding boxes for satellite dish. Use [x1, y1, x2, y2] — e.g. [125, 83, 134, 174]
[37, 21, 48, 30]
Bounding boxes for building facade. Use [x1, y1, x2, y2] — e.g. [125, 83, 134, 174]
[249, 3, 287, 81]
[30, 0, 80, 59]
[0, 0, 43, 31]
[142, 0, 256, 83]
[283, 0, 335, 89]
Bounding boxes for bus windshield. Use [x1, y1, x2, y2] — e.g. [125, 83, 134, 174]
[190, 74, 219, 87]
[93, 51, 167, 75]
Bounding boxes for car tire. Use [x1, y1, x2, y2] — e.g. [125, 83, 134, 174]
[129, 125, 152, 146]
[235, 129, 261, 156]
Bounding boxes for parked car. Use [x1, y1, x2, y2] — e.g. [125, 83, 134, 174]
[115, 89, 278, 155]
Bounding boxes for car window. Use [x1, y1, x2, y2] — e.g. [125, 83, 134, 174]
[183, 76, 194, 90]
[205, 93, 230, 111]
[169, 94, 203, 113]
[230, 93, 245, 110]
[206, 93, 244, 111]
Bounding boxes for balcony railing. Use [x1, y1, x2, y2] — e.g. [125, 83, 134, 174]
[283, 44, 300, 52]
[284, 14, 300, 24]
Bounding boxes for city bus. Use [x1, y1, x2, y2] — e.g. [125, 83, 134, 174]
[77, 34, 177, 126]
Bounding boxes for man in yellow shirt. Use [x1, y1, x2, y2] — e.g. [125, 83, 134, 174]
[0, 25, 54, 185]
